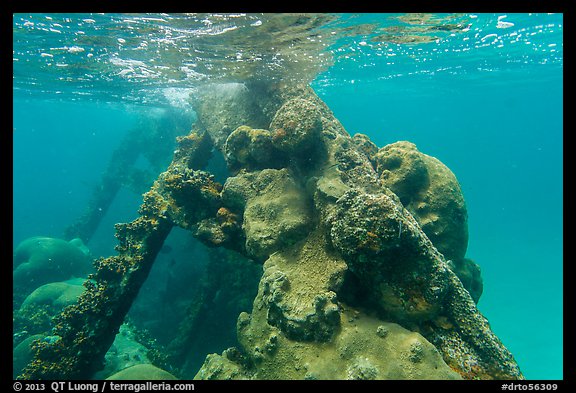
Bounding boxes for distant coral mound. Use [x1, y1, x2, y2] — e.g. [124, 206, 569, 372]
[13, 237, 93, 304]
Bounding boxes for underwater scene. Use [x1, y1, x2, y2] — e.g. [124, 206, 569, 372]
[12, 13, 563, 381]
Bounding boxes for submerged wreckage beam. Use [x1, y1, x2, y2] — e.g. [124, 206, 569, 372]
[21, 81, 523, 380]
[63, 134, 139, 244]
[19, 130, 215, 379]
[64, 111, 192, 244]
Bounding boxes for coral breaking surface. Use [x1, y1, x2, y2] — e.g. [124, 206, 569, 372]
[15, 81, 522, 380]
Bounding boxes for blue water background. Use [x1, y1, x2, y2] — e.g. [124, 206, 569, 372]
[12, 13, 563, 379]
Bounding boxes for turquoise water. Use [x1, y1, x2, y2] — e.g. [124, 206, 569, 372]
[13, 13, 563, 379]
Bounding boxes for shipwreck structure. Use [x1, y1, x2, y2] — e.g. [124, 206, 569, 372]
[19, 80, 522, 380]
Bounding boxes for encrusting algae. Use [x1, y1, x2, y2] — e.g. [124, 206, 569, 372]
[17, 80, 523, 380]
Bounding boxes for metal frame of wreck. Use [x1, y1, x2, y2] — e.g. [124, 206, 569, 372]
[19, 81, 524, 380]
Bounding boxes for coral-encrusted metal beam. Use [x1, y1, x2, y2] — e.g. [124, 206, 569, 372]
[19, 130, 215, 379]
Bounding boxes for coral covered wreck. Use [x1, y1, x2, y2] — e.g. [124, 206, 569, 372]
[19, 81, 522, 380]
